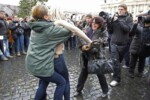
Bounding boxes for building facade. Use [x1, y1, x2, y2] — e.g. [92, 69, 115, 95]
[0, 4, 19, 16]
[100, 0, 150, 19]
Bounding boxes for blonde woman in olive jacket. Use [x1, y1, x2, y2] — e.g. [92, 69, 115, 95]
[25, 4, 92, 100]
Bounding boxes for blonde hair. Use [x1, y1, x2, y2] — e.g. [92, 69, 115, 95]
[31, 3, 48, 20]
[48, 7, 66, 21]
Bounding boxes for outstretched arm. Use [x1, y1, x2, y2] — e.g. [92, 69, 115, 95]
[54, 20, 92, 43]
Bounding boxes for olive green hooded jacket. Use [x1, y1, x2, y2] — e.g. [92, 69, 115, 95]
[25, 20, 71, 77]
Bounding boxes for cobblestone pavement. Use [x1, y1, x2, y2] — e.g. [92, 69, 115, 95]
[0, 49, 150, 100]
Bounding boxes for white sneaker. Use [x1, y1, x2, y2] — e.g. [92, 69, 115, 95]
[122, 65, 129, 69]
[110, 80, 119, 87]
[111, 73, 114, 76]
[101, 93, 108, 98]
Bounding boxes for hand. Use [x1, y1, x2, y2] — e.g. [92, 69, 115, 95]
[16, 23, 18, 26]
[82, 44, 91, 51]
[113, 16, 118, 21]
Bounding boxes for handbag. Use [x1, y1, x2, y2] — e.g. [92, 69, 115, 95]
[87, 58, 114, 74]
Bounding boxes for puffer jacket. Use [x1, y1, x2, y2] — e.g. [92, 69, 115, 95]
[129, 24, 143, 54]
[0, 17, 8, 39]
[111, 13, 133, 45]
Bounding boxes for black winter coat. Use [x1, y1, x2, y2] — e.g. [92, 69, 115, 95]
[0, 18, 8, 39]
[129, 24, 142, 54]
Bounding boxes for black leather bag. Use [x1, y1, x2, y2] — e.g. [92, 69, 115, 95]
[84, 39, 114, 74]
[88, 58, 114, 74]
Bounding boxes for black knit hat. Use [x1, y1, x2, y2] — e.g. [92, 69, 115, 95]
[92, 16, 105, 25]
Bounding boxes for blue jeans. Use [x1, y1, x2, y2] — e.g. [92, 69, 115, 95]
[54, 54, 70, 100]
[35, 71, 66, 100]
[3, 39, 11, 57]
[15, 34, 25, 53]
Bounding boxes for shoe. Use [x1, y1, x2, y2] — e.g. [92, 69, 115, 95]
[17, 52, 21, 56]
[136, 72, 143, 77]
[101, 93, 108, 98]
[110, 80, 119, 87]
[74, 91, 82, 97]
[122, 65, 129, 69]
[128, 72, 134, 78]
[111, 73, 114, 76]
[22, 51, 27, 55]
[7, 55, 13, 58]
[1, 56, 8, 61]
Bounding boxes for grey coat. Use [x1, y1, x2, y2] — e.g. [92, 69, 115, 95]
[78, 27, 108, 68]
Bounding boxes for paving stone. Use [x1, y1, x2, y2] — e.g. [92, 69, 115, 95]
[0, 50, 150, 100]
[12, 94, 20, 99]
[3, 96, 12, 100]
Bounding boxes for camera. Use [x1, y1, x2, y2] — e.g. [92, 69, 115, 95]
[137, 10, 150, 24]
[99, 11, 112, 23]
[99, 11, 113, 33]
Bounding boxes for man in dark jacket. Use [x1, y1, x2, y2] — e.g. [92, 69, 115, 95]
[109, 4, 133, 86]
[0, 10, 12, 60]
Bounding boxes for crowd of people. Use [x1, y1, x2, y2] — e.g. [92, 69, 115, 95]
[0, 11, 31, 61]
[1, 2, 150, 100]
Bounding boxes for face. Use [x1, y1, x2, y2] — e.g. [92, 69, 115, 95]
[14, 16, 19, 21]
[118, 7, 126, 16]
[0, 12, 5, 19]
[92, 22, 100, 31]
[85, 17, 92, 24]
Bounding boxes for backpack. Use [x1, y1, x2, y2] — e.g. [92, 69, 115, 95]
[15, 27, 24, 35]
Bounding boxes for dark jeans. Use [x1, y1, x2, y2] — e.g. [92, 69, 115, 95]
[129, 53, 146, 74]
[9, 42, 15, 55]
[70, 36, 76, 49]
[35, 72, 66, 100]
[124, 44, 130, 67]
[65, 37, 71, 50]
[77, 53, 108, 94]
[129, 44, 150, 74]
[24, 35, 30, 51]
[54, 54, 70, 100]
[110, 43, 127, 82]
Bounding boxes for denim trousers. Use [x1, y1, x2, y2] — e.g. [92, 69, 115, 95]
[129, 53, 146, 73]
[3, 39, 11, 57]
[110, 44, 127, 82]
[24, 35, 30, 50]
[34, 71, 66, 100]
[54, 54, 70, 100]
[34, 54, 70, 100]
[124, 44, 130, 66]
[15, 34, 25, 53]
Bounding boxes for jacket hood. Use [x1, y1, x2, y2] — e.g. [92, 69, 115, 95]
[28, 20, 54, 33]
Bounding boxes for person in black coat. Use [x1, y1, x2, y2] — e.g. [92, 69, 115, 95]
[109, 4, 133, 86]
[75, 16, 109, 98]
[129, 16, 150, 78]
